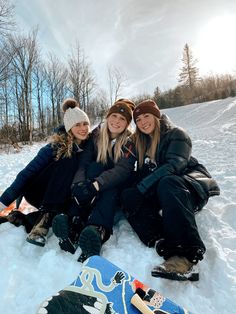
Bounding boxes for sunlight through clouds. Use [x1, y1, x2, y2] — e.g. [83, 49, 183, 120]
[195, 14, 236, 75]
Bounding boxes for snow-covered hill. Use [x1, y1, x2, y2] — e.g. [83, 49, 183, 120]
[0, 97, 236, 314]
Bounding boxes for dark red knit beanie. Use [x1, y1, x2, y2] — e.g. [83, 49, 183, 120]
[133, 99, 161, 123]
[106, 98, 135, 124]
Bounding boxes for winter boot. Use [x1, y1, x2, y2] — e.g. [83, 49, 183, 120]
[7, 210, 41, 233]
[151, 255, 199, 281]
[26, 212, 52, 247]
[78, 225, 105, 263]
[52, 214, 78, 254]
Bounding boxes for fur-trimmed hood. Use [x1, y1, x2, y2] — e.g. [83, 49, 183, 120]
[50, 125, 86, 160]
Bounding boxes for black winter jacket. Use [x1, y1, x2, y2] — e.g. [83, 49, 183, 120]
[72, 125, 136, 191]
[137, 114, 220, 210]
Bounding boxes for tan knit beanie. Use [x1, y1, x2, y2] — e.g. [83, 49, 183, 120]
[106, 98, 135, 124]
[62, 98, 90, 132]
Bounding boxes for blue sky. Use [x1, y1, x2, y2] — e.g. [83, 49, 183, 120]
[14, 0, 236, 97]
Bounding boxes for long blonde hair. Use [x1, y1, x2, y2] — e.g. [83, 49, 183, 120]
[134, 116, 160, 167]
[96, 120, 132, 164]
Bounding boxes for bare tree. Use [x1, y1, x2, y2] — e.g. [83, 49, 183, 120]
[45, 53, 68, 129]
[80, 63, 96, 111]
[7, 29, 39, 143]
[0, 0, 20, 93]
[33, 61, 47, 135]
[0, 42, 14, 83]
[67, 42, 96, 111]
[88, 88, 109, 123]
[107, 66, 126, 105]
[196, 73, 235, 101]
[0, 0, 16, 137]
[0, 0, 15, 38]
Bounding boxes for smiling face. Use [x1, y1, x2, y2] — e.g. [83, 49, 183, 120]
[107, 113, 128, 138]
[70, 121, 90, 143]
[136, 113, 156, 135]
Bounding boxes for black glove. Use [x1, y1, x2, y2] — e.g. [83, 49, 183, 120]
[72, 180, 98, 206]
[121, 187, 144, 217]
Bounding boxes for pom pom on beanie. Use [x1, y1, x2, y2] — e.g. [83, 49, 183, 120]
[62, 98, 78, 112]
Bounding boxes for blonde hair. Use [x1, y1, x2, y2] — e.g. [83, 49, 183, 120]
[96, 120, 132, 164]
[134, 116, 160, 167]
[50, 131, 75, 160]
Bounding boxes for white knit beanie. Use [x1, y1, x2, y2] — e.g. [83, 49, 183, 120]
[62, 99, 90, 132]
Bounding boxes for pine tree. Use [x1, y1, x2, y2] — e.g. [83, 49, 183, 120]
[179, 43, 199, 90]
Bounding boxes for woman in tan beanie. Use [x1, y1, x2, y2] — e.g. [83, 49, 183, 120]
[52, 98, 136, 261]
[122, 99, 220, 282]
[0, 98, 91, 247]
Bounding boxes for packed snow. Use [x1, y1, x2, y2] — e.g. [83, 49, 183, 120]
[0, 97, 236, 314]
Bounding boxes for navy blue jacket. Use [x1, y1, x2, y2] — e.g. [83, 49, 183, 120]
[0, 144, 55, 206]
[0, 138, 85, 207]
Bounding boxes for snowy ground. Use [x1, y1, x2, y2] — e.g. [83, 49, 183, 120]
[0, 97, 236, 314]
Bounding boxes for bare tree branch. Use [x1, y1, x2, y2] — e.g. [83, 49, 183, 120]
[0, 0, 15, 37]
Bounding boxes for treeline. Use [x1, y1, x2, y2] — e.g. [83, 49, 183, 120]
[0, 1, 127, 147]
[0, 1, 235, 149]
[154, 73, 236, 110]
[152, 44, 236, 109]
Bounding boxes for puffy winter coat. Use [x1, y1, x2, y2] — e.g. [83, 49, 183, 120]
[137, 114, 220, 210]
[0, 129, 87, 207]
[72, 125, 136, 191]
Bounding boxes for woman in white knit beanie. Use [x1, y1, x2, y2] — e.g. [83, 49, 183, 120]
[0, 98, 91, 247]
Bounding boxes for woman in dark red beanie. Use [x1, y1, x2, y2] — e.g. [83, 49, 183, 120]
[122, 99, 220, 281]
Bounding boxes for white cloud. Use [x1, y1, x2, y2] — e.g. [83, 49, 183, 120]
[14, 0, 236, 96]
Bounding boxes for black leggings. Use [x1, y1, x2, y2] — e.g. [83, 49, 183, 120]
[83, 162, 120, 241]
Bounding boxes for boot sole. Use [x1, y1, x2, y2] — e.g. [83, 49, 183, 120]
[52, 214, 69, 239]
[26, 237, 46, 247]
[52, 214, 76, 254]
[78, 226, 101, 261]
[151, 269, 199, 281]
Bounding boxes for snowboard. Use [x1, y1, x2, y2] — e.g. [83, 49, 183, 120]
[37, 255, 193, 314]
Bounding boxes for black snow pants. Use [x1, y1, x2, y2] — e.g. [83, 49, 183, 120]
[81, 162, 120, 242]
[122, 175, 206, 262]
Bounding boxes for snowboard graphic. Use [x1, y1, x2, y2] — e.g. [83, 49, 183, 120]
[37, 255, 193, 314]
